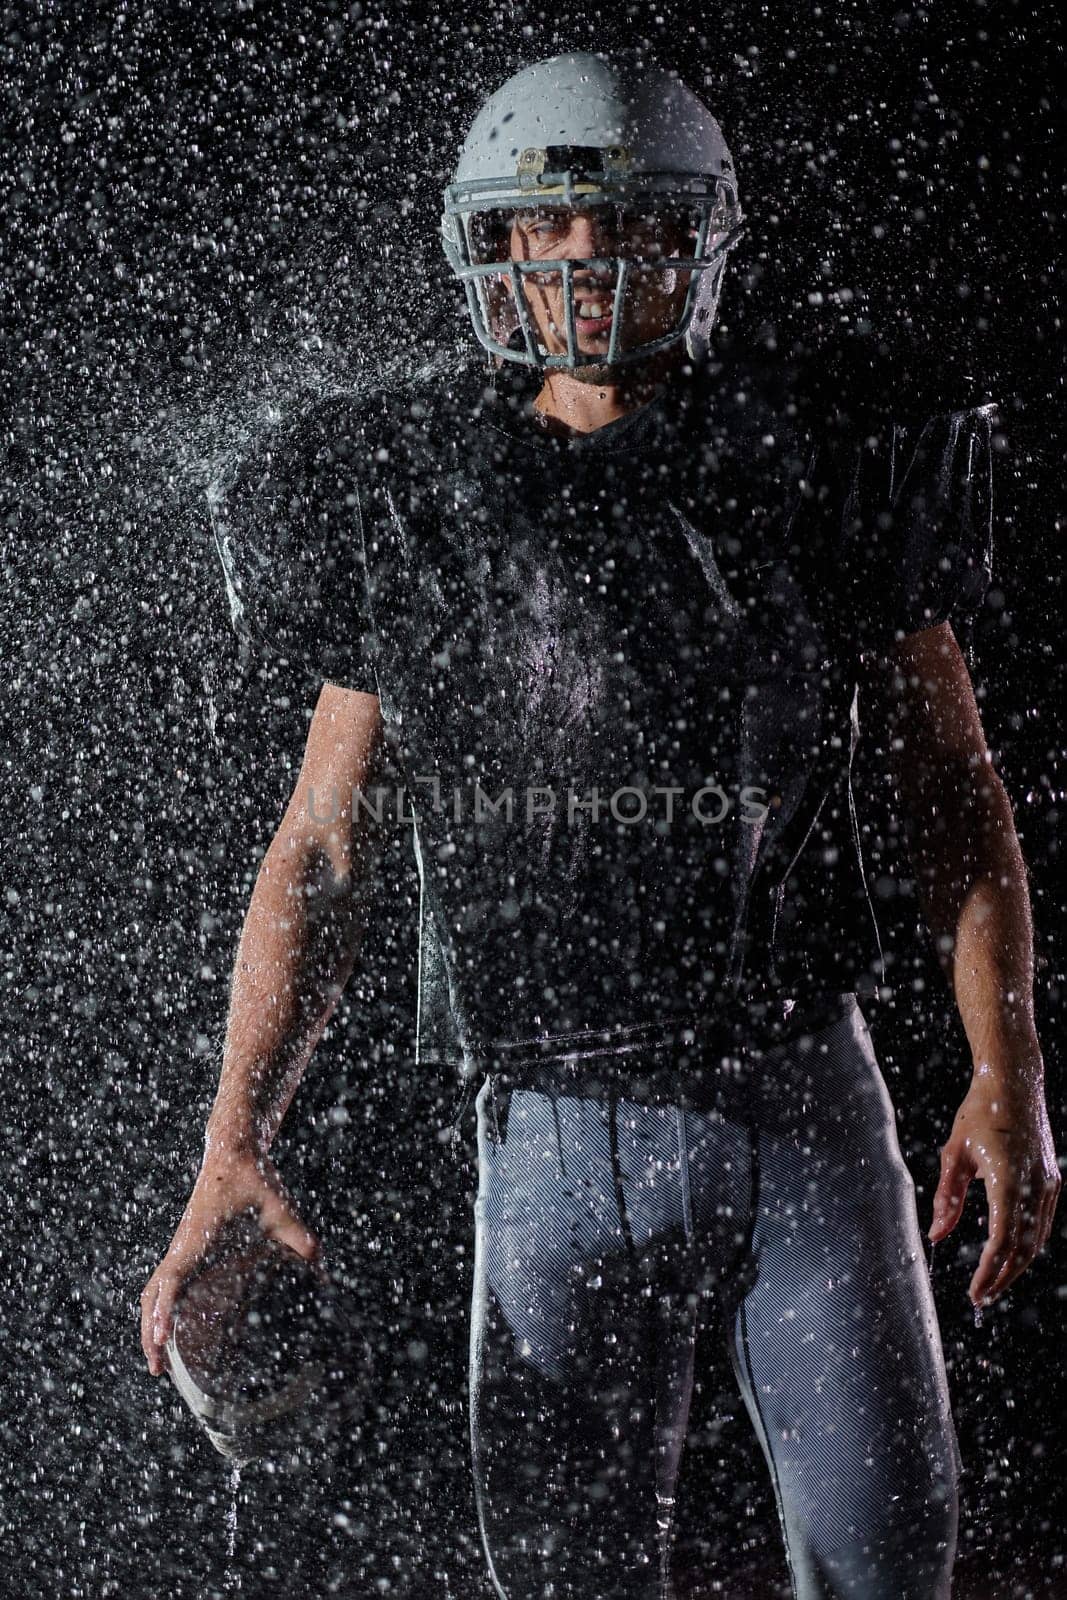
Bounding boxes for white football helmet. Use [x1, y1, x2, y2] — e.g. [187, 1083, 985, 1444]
[441, 50, 744, 370]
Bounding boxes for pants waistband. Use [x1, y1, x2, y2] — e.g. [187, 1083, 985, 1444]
[468, 993, 859, 1107]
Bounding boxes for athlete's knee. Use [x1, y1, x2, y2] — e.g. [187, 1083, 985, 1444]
[878, 1411, 960, 1551]
[819, 1510, 957, 1600]
[810, 1445, 959, 1600]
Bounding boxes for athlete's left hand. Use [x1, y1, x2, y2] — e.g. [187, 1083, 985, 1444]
[928, 1069, 1061, 1307]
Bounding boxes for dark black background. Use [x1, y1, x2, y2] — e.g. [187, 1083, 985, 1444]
[2, 1, 1064, 1596]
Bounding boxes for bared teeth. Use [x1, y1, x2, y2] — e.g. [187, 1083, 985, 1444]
[578, 302, 607, 319]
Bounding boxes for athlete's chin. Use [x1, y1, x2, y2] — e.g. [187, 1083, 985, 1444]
[556, 355, 668, 385]
[542, 332, 672, 382]
[565, 361, 619, 385]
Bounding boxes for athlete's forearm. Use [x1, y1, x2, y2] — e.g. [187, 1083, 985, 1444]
[950, 866, 1043, 1086]
[902, 757, 1043, 1083]
[205, 819, 377, 1158]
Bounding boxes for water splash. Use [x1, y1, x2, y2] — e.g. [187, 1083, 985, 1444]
[195, 337, 466, 743]
[223, 1459, 242, 1593]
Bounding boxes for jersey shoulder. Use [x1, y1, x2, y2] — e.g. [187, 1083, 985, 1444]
[781, 332, 996, 441]
[324, 357, 490, 477]
[678, 341, 816, 467]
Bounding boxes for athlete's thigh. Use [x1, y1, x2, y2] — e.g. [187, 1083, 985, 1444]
[469, 1084, 665, 1598]
[725, 1007, 960, 1597]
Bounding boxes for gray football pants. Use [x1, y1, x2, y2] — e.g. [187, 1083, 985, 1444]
[469, 999, 961, 1599]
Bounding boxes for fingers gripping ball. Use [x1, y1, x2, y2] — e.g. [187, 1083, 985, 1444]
[164, 1218, 373, 1465]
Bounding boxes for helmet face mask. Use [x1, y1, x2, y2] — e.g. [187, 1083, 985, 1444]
[441, 54, 745, 372]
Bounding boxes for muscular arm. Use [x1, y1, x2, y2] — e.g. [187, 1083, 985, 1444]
[141, 681, 388, 1374]
[206, 681, 387, 1157]
[859, 622, 1060, 1306]
[864, 622, 1036, 1064]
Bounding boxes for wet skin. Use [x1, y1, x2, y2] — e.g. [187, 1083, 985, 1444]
[859, 622, 1060, 1308]
[502, 204, 696, 435]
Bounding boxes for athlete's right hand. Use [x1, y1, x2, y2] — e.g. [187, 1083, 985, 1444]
[139, 1146, 322, 1377]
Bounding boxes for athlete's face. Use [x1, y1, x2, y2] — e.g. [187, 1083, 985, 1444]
[503, 204, 694, 382]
